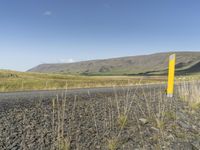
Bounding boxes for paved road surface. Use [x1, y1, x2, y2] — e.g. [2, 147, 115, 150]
[0, 83, 169, 111]
[0, 83, 167, 101]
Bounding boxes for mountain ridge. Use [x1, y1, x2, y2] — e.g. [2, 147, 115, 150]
[28, 51, 200, 75]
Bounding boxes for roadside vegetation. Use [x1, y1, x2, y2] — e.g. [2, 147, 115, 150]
[178, 80, 200, 111]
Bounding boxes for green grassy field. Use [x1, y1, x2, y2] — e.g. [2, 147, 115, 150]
[1, 70, 199, 92]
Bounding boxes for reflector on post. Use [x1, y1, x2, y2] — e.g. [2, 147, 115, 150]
[167, 54, 176, 97]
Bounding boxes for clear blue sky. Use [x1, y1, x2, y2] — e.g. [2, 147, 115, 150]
[0, 0, 200, 71]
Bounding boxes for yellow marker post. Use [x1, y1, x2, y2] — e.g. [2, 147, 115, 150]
[167, 54, 176, 97]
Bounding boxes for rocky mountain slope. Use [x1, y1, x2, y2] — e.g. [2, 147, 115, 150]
[28, 52, 200, 75]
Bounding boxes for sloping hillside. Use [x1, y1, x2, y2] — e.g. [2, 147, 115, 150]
[28, 52, 200, 75]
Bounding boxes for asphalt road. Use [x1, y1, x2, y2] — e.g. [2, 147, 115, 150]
[0, 83, 168, 110]
[0, 83, 167, 100]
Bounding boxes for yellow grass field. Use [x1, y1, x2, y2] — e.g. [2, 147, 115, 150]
[0, 70, 169, 92]
[1, 70, 199, 92]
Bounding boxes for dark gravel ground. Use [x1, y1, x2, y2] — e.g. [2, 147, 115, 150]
[0, 85, 199, 150]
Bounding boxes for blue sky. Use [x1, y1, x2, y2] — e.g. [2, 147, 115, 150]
[0, 0, 200, 71]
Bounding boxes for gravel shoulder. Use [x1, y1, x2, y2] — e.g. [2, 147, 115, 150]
[0, 84, 199, 150]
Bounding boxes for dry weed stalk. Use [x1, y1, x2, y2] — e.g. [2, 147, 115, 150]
[51, 92, 70, 150]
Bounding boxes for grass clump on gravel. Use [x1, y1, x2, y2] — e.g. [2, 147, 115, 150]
[107, 138, 118, 150]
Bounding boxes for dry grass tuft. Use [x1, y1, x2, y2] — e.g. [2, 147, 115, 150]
[117, 114, 127, 128]
[108, 138, 118, 150]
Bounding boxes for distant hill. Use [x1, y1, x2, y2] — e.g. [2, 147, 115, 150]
[28, 52, 200, 75]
